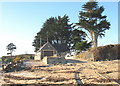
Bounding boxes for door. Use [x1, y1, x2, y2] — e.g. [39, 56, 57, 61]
[43, 51, 53, 57]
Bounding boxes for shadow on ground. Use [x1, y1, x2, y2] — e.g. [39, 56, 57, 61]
[66, 59, 87, 63]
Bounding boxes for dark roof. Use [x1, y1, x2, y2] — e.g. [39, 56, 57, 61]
[38, 42, 56, 51]
[38, 42, 69, 52]
[52, 44, 69, 52]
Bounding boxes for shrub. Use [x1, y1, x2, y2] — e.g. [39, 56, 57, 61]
[3, 58, 13, 63]
[77, 44, 120, 61]
[75, 41, 92, 52]
[13, 56, 22, 62]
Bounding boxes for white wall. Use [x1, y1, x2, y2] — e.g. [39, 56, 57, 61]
[34, 52, 41, 60]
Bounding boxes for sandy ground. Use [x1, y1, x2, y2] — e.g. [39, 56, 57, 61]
[1, 59, 119, 85]
[0, 65, 6, 85]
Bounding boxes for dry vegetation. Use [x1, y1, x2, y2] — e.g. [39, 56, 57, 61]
[1, 44, 120, 85]
[77, 44, 120, 61]
[1, 59, 119, 85]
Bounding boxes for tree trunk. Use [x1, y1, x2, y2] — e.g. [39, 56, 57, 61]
[10, 50, 12, 57]
[92, 32, 98, 47]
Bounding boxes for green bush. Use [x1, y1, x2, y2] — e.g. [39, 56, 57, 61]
[2, 56, 6, 62]
[75, 41, 92, 52]
[3, 58, 13, 63]
[13, 56, 22, 62]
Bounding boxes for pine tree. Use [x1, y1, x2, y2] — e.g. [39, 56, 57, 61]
[32, 15, 72, 52]
[76, 1, 110, 47]
[6, 43, 16, 56]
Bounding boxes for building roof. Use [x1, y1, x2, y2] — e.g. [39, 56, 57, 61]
[38, 42, 56, 52]
[37, 42, 69, 53]
[52, 44, 69, 52]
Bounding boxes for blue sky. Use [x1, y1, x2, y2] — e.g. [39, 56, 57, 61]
[0, 1, 118, 57]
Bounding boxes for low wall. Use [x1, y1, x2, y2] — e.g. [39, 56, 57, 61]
[42, 56, 67, 64]
[77, 44, 120, 61]
[34, 52, 41, 60]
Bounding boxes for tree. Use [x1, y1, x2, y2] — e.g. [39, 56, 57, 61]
[33, 15, 92, 52]
[32, 15, 72, 52]
[75, 41, 92, 52]
[76, 1, 110, 47]
[70, 29, 86, 49]
[69, 28, 92, 52]
[6, 43, 16, 56]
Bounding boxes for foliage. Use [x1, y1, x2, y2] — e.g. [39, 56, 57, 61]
[29, 56, 34, 59]
[77, 44, 120, 61]
[13, 56, 22, 62]
[75, 41, 92, 52]
[2, 56, 7, 62]
[33, 15, 93, 52]
[6, 43, 16, 56]
[2, 56, 13, 63]
[2, 54, 34, 63]
[2, 56, 5, 62]
[13, 55, 34, 61]
[70, 29, 87, 49]
[32, 15, 72, 52]
[22, 56, 31, 60]
[76, 1, 110, 47]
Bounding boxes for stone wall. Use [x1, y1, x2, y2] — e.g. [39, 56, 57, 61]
[42, 56, 67, 64]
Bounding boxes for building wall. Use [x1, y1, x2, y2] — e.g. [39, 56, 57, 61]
[34, 50, 57, 60]
[34, 52, 41, 60]
[34, 42, 58, 60]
